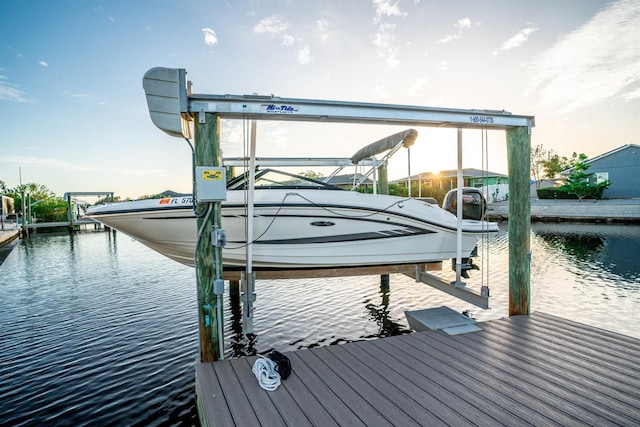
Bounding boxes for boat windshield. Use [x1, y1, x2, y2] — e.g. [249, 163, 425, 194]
[227, 168, 344, 191]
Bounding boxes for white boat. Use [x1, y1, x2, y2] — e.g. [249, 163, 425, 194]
[87, 130, 498, 271]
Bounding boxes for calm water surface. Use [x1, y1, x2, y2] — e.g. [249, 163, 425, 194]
[0, 223, 638, 426]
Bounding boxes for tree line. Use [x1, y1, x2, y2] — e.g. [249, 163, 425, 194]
[0, 181, 70, 222]
[530, 144, 610, 200]
[0, 145, 612, 221]
[0, 180, 185, 223]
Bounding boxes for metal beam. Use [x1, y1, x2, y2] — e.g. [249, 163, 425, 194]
[188, 94, 534, 130]
[223, 157, 379, 167]
[63, 191, 114, 201]
[142, 68, 535, 138]
[404, 268, 489, 309]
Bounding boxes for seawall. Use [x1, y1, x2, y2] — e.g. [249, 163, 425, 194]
[0, 226, 20, 247]
[487, 198, 640, 223]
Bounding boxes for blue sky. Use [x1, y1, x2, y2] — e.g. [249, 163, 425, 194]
[1, 0, 638, 199]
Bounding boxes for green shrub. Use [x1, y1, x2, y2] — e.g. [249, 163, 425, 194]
[537, 186, 605, 200]
[537, 187, 575, 199]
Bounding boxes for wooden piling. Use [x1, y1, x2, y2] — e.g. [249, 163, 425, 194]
[506, 126, 531, 315]
[195, 112, 224, 362]
[377, 164, 389, 195]
[378, 163, 390, 287]
[67, 196, 74, 232]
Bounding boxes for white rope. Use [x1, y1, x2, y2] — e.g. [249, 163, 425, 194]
[252, 355, 281, 391]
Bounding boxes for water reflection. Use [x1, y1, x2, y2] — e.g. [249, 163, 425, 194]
[362, 282, 411, 339]
[1, 222, 638, 426]
[537, 232, 604, 259]
[225, 287, 258, 358]
[532, 223, 639, 282]
[223, 278, 413, 357]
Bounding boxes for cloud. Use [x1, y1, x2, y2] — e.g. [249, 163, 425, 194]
[0, 75, 31, 102]
[281, 34, 296, 46]
[528, 0, 640, 113]
[297, 46, 311, 65]
[492, 26, 538, 56]
[373, 81, 389, 99]
[39, 61, 48, 67]
[315, 19, 330, 41]
[438, 18, 472, 43]
[407, 77, 429, 97]
[371, 1, 407, 69]
[456, 18, 471, 29]
[621, 87, 640, 101]
[2, 155, 95, 172]
[372, 22, 400, 69]
[372, 0, 406, 24]
[253, 16, 289, 34]
[202, 28, 218, 46]
[372, 0, 407, 70]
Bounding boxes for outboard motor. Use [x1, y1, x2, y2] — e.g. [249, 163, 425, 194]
[442, 187, 487, 221]
[443, 188, 486, 278]
[452, 257, 479, 279]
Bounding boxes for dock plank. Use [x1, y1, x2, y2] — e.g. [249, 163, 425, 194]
[480, 317, 640, 393]
[211, 359, 261, 426]
[284, 351, 366, 426]
[234, 357, 313, 426]
[196, 313, 640, 427]
[307, 345, 428, 426]
[513, 312, 640, 369]
[195, 362, 234, 427]
[353, 337, 516, 426]
[390, 332, 562, 426]
[227, 357, 286, 426]
[421, 320, 639, 426]
[332, 342, 460, 426]
[534, 311, 640, 352]
[293, 349, 394, 426]
[415, 327, 627, 426]
[465, 321, 640, 425]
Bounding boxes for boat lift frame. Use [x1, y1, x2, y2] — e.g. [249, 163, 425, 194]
[143, 67, 534, 356]
[143, 68, 533, 137]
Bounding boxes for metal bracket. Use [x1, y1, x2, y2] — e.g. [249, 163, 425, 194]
[405, 268, 489, 309]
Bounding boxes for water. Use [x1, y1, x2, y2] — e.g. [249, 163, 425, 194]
[1, 223, 638, 426]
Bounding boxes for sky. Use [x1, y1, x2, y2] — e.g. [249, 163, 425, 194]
[1, 0, 638, 200]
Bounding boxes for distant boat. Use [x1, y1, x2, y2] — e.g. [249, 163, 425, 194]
[87, 130, 497, 271]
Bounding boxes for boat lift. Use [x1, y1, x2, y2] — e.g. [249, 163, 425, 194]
[142, 67, 534, 357]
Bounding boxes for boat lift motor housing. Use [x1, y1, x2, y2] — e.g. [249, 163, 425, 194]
[195, 166, 227, 202]
[442, 187, 487, 221]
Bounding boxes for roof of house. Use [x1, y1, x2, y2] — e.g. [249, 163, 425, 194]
[324, 173, 373, 186]
[561, 143, 640, 174]
[394, 168, 508, 182]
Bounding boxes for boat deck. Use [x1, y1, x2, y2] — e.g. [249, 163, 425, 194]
[196, 312, 640, 426]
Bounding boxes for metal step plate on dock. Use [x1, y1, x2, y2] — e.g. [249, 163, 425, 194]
[404, 306, 481, 335]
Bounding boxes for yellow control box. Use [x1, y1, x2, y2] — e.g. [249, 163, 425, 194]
[195, 166, 227, 202]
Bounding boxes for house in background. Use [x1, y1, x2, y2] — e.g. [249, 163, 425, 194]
[324, 173, 374, 191]
[560, 144, 640, 199]
[530, 178, 564, 198]
[392, 168, 509, 202]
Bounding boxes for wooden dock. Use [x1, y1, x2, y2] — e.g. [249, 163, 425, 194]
[24, 218, 99, 229]
[196, 312, 640, 426]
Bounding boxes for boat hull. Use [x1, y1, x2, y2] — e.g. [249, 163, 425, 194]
[87, 191, 496, 269]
